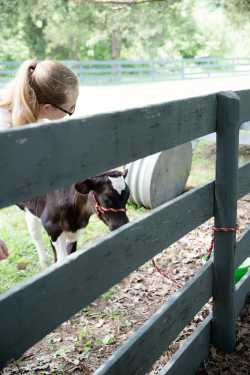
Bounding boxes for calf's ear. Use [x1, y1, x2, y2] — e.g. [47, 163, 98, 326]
[123, 168, 128, 178]
[75, 179, 93, 194]
[75, 177, 103, 194]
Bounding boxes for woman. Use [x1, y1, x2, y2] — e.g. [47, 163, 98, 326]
[0, 59, 79, 127]
[0, 60, 80, 259]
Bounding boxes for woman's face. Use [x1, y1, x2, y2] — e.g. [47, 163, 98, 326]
[38, 87, 79, 121]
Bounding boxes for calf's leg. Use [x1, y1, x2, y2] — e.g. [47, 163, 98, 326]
[52, 232, 68, 262]
[25, 209, 49, 269]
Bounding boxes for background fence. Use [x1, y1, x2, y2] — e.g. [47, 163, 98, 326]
[1, 58, 250, 85]
[0, 89, 250, 373]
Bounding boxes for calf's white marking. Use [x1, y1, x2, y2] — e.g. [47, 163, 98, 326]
[108, 176, 126, 195]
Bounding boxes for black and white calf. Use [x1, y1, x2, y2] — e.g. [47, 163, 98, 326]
[18, 170, 130, 268]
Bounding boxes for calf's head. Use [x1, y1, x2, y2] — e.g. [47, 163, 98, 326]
[75, 170, 130, 231]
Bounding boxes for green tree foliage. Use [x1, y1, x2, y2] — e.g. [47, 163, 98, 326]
[208, 0, 250, 56]
[221, 0, 250, 20]
[0, 0, 244, 61]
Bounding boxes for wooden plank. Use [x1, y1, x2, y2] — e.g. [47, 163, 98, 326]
[236, 89, 250, 124]
[94, 262, 213, 375]
[158, 315, 211, 375]
[0, 182, 214, 368]
[235, 271, 250, 317]
[0, 94, 216, 208]
[235, 227, 250, 268]
[238, 161, 250, 199]
[236, 160, 250, 270]
[212, 91, 240, 352]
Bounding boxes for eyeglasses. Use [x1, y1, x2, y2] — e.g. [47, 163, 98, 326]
[53, 104, 75, 116]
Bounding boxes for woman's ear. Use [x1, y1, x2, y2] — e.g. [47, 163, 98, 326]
[43, 104, 53, 111]
[37, 104, 54, 119]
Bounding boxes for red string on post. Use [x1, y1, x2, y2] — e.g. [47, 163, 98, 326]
[206, 226, 238, 260]
[152, 226, 238, 288]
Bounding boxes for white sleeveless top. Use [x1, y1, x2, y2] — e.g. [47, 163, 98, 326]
[0, 106, 12, 129]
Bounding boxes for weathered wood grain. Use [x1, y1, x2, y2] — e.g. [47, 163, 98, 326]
[236, 89, 250, 125]
[2, 88, 250, 372]
[158, 315, 211, 375]
[0, 94, 216, 208]
[238, 161, 250, 199]
[94, 262, 212, 375]
[212, 91, 240, 352]
[0, 182, 214, 368]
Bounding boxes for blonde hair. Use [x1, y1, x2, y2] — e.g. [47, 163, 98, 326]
[0, 60, 79, 127]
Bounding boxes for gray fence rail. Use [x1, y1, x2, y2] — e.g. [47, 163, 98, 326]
[1, 89, 250, 373]
[1, 58, 250, 84]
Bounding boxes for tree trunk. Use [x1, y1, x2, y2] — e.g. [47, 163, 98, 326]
[111, 28, 122, 59]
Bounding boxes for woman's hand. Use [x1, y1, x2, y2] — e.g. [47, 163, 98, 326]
[0, 239, 9, 260]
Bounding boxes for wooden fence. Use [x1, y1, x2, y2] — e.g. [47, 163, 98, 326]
[1, 89, 250, 373]
[1, 58, 250, 84]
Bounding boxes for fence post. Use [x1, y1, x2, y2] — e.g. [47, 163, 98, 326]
[212, 91, 240, 352]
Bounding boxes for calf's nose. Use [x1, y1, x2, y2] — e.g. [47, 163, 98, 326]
[110, 216, 129, 231]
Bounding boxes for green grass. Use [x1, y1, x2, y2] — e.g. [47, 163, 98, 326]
[187, 138, 250, 188]
[187, 140, 216, 187]
[0, 202, 145, 294]
[0, 206, 43, 292]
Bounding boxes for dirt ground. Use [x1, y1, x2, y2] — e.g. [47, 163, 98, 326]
[204, 295, 250, 375]
[1, 189, 250, 375]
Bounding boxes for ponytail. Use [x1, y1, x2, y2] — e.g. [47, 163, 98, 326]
[11, 60, 40, 126]
[0, 60, 39, 126]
